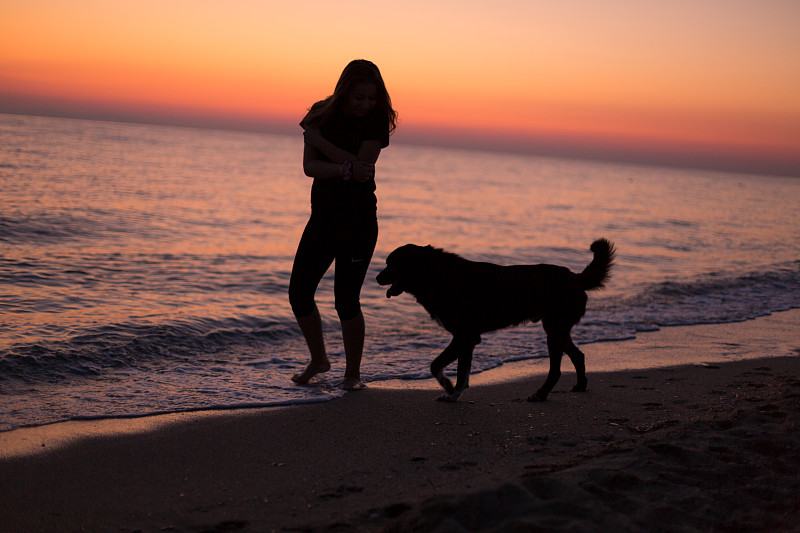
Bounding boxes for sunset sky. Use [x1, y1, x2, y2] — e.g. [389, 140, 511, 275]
[2, 0, 799, 175]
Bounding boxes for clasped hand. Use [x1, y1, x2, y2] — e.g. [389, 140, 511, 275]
[351, 161, 374, 182]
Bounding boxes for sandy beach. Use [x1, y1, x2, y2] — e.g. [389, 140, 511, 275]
[1, 310, 798, 533]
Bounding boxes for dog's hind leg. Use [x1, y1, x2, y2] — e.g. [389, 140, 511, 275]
[528, 321, 566, 402]
[565, 334, 588, 392]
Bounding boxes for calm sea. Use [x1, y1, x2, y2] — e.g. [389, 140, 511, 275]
[1, 113, 798, 431]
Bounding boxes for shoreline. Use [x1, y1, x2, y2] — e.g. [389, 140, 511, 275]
[1, 311, 798, 532]
[1, 308, 798, 460]
[379, 307, 800, 389]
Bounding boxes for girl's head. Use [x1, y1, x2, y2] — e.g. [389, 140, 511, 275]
[303, 60, 397, 133]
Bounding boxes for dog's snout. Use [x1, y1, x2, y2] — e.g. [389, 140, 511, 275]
[377, 265, 404, 298]
[376, 267, 392, 286]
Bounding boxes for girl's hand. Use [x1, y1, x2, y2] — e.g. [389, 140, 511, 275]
[352, 161, 375, 182]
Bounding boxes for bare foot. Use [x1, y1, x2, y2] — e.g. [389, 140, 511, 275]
[338, 377, 366, 391]
[291, 360, 331, 385]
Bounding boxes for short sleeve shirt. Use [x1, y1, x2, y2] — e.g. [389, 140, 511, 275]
[303, 106, 390, 213]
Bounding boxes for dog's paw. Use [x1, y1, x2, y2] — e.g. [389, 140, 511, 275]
[436, 392, 460, 403]
[571, 376, 588, 392]
[433, 372, 455, 394]
[527, 392, 547, 402]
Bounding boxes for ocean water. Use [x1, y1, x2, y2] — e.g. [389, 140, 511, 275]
[1, 113, 798, 431]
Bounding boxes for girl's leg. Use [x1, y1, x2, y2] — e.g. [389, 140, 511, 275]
[289, 214, 336, 384]
[291, 305, 331, 384]
[334, 213, 377, 390]
[339, 311, 365, 390]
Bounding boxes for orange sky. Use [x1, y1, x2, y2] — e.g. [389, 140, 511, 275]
[2, 0, 799, 174]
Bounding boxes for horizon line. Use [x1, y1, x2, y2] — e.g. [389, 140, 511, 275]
[3, 109, 798, 179]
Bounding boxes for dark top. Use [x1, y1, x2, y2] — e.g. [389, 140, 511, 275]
[301, 103, 390, 214]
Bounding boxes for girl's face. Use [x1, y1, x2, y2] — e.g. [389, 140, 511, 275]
[347, 82, 377, 117]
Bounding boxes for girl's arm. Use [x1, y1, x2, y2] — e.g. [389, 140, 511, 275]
[302, 143, 347, 180]
[303, 127, 355, 164]
[303, 129, 383, 182]
[352, 140, 382, 183]
[356, 140, 382, 165]
[304, 127, 383, 165]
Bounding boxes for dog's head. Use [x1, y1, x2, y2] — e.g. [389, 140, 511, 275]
[376, 244, 430, 298]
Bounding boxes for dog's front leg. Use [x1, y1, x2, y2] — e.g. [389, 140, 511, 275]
[433, 336, 478, 402]
[452, 342, 475, 394]
[431, 342, 458, 397]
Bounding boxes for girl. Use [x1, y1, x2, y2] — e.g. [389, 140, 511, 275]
[289, 60, 398, 390]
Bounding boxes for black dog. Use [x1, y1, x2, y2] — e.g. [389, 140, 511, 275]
[376, 239, 615, 402]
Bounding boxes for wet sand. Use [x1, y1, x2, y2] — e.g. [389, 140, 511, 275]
[1, 310, 798, 532]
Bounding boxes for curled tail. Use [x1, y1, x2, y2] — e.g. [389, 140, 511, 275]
[578, 238, 616, 291]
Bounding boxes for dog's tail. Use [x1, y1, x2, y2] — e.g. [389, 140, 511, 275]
[578, 238, 615, 291]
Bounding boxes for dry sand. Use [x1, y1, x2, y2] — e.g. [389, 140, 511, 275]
[1, 310, 798, 533]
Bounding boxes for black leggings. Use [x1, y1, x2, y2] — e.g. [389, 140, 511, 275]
[289, 209, 378, 321]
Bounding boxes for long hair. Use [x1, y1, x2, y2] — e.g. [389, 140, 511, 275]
[301, 59, 397, 134]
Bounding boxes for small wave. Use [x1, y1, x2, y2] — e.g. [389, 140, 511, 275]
[594, 262, 800, 331]
[0, 213, 117, 244]
[0, 315, 301, 385]
[645, 266, 798, 298]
